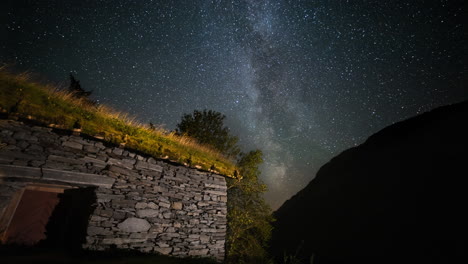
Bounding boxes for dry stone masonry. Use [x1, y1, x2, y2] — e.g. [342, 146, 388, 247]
[0, 120, 227, 261]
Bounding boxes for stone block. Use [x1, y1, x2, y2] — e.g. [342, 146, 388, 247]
[99, 210, 114, 217]
[200, 235, 210, 243]
[147, 202, 158, 209]
[204, 183, 227, 190]
[112, 199, 137, 208]
[108, 158, 136, 169]
[135, 202, 148, 209]
[48, 154, 86, 165]
[84, 145, 100, 153]
[81, 156, 107, 167]
[135, 160, 163, 172]
[117, 217, 151, 233]
[171, 202, 183, 210]
[137, 209, 159, 218]
[0, 151, 39, 161]
[113, 211, 126, 220]
[159, 201, 170, 208]
[62, 141, 83, 150]
[112, 147, 124, 155]
[162, 212, 172, 218]
[154, 247, 173, 255]
[153, 185, 167, 193]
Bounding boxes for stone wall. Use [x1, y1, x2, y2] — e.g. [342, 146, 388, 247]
[0, 120, 227, 261]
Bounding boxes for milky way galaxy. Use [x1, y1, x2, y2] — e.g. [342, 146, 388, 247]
[1, 0, 467, 209]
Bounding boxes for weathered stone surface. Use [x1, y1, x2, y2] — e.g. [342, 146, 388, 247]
[135, 160, 163, 172]
[171, 202, 183, 210]
[117, 218, 151, 233]
[112, 147, 124, 155]
[155, 247, 173, 255]
[107, 158, 136, 169]
[159, 201, 171, 208]
[136, 209, 159, 218]
[147, 202, 158, 209]
[62, 141, 83, 150]
[135, 202, 148, 209]
[48, 154, 85, 165]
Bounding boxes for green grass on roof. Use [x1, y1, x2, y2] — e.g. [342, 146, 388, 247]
[0, 67, 238, 177]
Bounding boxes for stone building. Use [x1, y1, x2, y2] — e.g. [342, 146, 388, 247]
[0, 120, 227, 261]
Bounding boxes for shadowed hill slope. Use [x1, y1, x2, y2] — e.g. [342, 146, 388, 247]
[271, 100, 468, 264]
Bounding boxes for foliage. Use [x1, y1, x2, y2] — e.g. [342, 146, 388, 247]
[176, 109, 240, 158]
[226, 150, 275, 264]
[0, 68, 237, 176]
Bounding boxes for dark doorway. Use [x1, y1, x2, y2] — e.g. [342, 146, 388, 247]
[42, 187, 97, 251]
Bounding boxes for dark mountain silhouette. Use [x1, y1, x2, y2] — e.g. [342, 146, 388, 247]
[271, 101, 468, 264]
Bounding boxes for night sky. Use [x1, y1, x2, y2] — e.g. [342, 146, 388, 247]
[1, 0, 467, 209]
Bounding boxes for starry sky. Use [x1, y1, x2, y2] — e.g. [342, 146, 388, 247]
[1, 0, 467, 209]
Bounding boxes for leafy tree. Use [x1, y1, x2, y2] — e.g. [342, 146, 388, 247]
[68, 73, 92, 99]
[176, 109, 240, 158]
[226, 150, 274, 263]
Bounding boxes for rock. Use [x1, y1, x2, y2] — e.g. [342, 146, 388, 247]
[113, 211, 126, 220]
[137, 209, 159, 218]
[148, 202, 158, 209]
[159, 201, 170, 208]
[154, 247, 173, 255]
[62, 141, 83, 150]
[171, 202, 183, 210]
[135, 202, 148, 209]
[163, 212, 172, 218]
[112, 147, 124, 155]
[84, 145, 100, 153]
[117, 217, 151, 233]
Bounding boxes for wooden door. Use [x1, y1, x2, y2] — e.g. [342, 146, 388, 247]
[4, 189, 60, 245]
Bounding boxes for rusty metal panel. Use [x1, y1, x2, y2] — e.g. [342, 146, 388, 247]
[5, 190, 60, 245]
